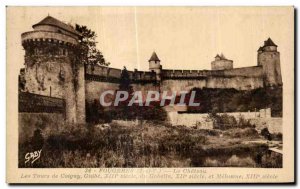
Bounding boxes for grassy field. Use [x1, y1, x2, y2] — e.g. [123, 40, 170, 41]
[19, 121, 282, 168]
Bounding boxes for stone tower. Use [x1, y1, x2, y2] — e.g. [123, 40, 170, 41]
[211, 54, 233, 70]
[148, 52, 162, 82]
[21, 16, 86, 124]
[257, 38, 282, 87]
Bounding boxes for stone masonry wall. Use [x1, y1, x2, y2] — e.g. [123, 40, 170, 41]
[23, 57, 65, 98]
[258, 51, 282, 86]
[161, 66, 263, 79]
[161, 79, 207, 92]
[85, 64, 265, 94]
[85, 79, 159, 105]
[85, 65, 156, 82]
[206, 76, 264, 90]
[167, 109, 281, 133]
[160, 66, 264, 90]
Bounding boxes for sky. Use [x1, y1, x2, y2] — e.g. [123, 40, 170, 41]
[7, 7, 293, 72]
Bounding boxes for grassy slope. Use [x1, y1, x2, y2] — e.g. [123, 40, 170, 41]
[18, 122, 281, 168]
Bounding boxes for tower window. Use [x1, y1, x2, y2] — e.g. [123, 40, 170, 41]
[62, 49, 68, 56]
[34, 48, 39, 55]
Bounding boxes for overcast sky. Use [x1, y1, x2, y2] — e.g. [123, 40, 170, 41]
[7, 7, 293, 72]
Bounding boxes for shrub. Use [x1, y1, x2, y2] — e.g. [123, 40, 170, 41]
[31, 128, 44, 150]
[209, 113, 255, 130]
[261, 128, 272, 140]
[237, 116, 255, 129]
[186, 87, 282, 117]
[224, 128, 259, 139]
[107, 104, 167, 121]
[271, 133, 282, 141]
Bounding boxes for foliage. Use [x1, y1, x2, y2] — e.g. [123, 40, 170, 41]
[31, 129, 44, 150]
[18, 122, 281, 168]
[261, 127, 272, 140]
[109, 104, 168, 121]
[85, 99, 109, 123]
[223, 128, 259, 139]
[271, 132, 282, 141]
[110, 67, 167, 121]
[75, 24, 109, 66]
[119, 66, 133, 94]
[187, 87, 282, 117]
[209, 113, 255, 130]
[19, 123, 207, 167]
[18, 70, 26, 91]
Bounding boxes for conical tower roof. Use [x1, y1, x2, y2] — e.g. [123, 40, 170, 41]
[264, 38, 277, 47]
[33, 15, 81, 36]
[257, 46, 263, 52]
[149, 52, 160, 62]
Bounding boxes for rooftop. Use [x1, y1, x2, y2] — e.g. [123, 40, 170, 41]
[215, 54, 221, 58]
[149, 51, 160, 62]
[215, 53, 228, 60]
[33, 16, 81, 36]
[263, 38, 277, 47]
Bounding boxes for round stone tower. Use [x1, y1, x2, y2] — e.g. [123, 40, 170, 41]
[21, 16, 86, 124]
[148, 51, 162, 82]
[257, 38, 282, 87]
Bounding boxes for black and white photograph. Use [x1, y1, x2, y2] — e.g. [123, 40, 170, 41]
[5, 6, 294, 184]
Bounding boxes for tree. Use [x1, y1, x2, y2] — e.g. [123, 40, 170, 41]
[75, 24, 110, 66]
[31, 129, 44, 150]
[261, 128, 272, 140]
[119, 66, 133, 94]
[109, 67, 134, 119]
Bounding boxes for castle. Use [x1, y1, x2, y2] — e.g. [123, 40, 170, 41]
[19, 16, 283, 124]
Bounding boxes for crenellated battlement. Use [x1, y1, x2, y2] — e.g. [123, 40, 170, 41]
[161, 66, 263, 80]
[85, 64, 157, 83]
[21, 31, 79, 46]
[85, 64, 264, 84]
[162, 69, 210, 79]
